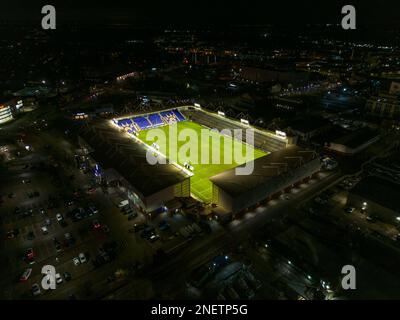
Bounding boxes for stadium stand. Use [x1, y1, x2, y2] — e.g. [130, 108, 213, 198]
[133, 116, 152, 130]
[173, 109, 186, 121]
[114, 109, 186, 131]
[185, 109, 287, 152]
[117, 118, 133, 127]
[148, 113, 164, 127]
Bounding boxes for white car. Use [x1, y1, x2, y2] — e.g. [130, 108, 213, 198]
[73, 257, 80, 266]
[78, 253, 87, 264]
[56, 213, 63, 222]
[41, 226, 48, 235]
[55, 273, 63, 284]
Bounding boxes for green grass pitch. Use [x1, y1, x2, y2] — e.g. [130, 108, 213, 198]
[138, 120, 267, 202]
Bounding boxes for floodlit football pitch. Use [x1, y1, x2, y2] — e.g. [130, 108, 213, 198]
[139, 121, 267, 202]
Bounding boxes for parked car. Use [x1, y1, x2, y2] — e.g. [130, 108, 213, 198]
[56, 213, 63, 222]
[132, 223, 147, 233]
[149, 234, 160, 242]
[79, 253, 87, 263]
[6, 229, 19, 239]
[25, 248, 35, 264]
[63, 272, 72, 281]
[366, 215, 378, 223]
[92, 220, 101, 229]
[55, 273, 63, 284]
[41, 226, 48, 235]
[72, 257, 80, 266]
[344, 207, 355, 214]
[88, 206, 98, 215]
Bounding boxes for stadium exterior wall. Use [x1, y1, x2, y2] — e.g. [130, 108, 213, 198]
[213, 158, 321, 214]
[103, 167, 190, 212]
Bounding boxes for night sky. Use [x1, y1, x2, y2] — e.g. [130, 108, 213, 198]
[0, 0, 399, 26]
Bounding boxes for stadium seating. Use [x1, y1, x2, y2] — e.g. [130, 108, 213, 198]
[148, 113, 164, 127]
[133, 116, 152, 130]
[117, 118, 133, 127]
[160, 110, 178, 125]
[172, 109, 186, 121]
[115, 109, 186, 131]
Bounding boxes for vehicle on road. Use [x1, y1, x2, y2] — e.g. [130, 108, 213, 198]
[56, 213, 63, 222]
[73, 257, 80, 266]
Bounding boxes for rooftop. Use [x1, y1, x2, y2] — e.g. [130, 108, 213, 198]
[332, 127, 379, 148]
[78, 120, 189, 197]
[286, 117, 331, 134]
[350, 175, 400, 213]
[209, 146, 317, 197]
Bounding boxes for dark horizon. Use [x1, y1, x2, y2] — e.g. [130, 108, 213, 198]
[1, 0, 399, 27]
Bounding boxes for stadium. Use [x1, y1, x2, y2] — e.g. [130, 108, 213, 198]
[78, 105, 321, 218]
